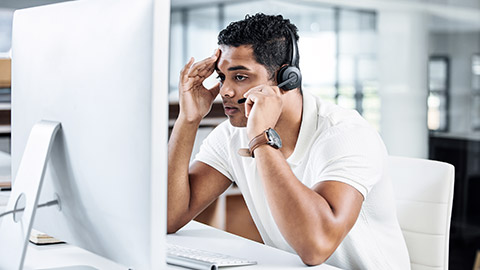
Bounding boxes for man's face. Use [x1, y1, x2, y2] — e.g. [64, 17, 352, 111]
[216, 45, 273, 127]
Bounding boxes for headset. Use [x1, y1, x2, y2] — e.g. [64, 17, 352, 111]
[276, 26, 302, 91]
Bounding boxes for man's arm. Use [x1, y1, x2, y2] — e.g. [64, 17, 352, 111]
[167, 50, 232, 233]
[254, 146, 363, 265]
[243, 85, 363, 265]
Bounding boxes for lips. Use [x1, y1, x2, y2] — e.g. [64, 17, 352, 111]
[223, 103, 240, 116]
[224, 106, 239, 116]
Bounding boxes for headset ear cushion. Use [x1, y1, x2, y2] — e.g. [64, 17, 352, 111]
[277, 65, 302, 91]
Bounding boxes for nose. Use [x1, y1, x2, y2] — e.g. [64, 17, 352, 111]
[219, 80, 235, 99]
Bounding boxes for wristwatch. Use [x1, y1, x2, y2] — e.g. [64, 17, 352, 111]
[238, 128, 282, 158]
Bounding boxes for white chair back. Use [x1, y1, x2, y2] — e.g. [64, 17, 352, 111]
[388, 156, 454, 270]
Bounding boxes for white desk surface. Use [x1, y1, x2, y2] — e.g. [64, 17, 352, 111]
[23, 221, 341, 270]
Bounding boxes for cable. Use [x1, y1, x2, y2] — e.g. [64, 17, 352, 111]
[0, 199, 59, 219]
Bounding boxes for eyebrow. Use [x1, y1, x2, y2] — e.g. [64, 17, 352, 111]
[215, 65, 251, 73]
[227, 65, 250, 71]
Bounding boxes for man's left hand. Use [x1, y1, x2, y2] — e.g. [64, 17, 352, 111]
[244, 85, 283, 140]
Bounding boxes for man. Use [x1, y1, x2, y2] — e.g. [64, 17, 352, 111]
[168, 13, 410, 269]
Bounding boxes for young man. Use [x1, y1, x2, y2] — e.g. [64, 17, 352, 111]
[168, 13, 410, 269]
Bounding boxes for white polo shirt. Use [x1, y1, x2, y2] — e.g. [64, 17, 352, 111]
[194, 91, 410, 269]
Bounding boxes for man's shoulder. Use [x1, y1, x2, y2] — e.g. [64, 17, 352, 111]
[304, 93, 384, 152]
[301, 92, 369, 135]
[319, 103, 364, 128]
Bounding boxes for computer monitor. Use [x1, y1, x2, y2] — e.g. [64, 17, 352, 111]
[0, 0, 170, 269]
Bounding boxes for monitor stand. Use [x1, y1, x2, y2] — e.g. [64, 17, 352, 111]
[0, 121, 61, 270]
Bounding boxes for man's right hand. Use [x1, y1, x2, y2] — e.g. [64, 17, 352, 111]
[178, 49, 221, 123]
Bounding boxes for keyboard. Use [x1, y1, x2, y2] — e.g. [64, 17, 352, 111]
[166, 243, 257, 270]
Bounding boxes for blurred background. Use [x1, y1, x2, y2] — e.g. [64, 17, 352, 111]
[0, 0, 479, 268]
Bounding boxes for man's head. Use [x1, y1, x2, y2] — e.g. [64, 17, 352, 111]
[216, 14, 301, 127]
[218, 13, 300, 81]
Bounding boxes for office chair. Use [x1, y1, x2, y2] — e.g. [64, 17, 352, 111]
[388, 156, 455, 270]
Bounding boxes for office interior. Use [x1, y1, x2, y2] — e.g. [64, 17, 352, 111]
[0, 0, 479, 269]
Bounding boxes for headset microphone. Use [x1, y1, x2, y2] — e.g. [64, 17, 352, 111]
[277, 75, 297, 89]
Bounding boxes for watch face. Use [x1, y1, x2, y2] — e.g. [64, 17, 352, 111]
[266, 128, 282, 149]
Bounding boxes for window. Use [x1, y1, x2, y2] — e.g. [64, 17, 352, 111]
[169, 7, 221, 95]
[170, 1, 379, 128]
[337, 9, 378, 129]
[472, 54, 480, 131]
[0, 9, 13, 55]
[428, 56, 449, 132]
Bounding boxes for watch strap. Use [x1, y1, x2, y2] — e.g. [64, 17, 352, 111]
[248, 132, 269, 157]
[237, 129, 270, 158]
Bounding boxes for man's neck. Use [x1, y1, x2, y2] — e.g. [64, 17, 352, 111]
[275, 91, 303, 159]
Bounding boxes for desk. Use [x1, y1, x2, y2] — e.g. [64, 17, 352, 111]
[23, 221, 340, 270]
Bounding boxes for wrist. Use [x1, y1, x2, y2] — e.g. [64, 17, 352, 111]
[239, 128, 282, 158]
[247, 131, 260, 142]
[247, 127, 269, 141]
[250, 144, 278, 158]
[177, 112, 202, 126]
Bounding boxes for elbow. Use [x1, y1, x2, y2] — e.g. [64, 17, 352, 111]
[299, 250, 327, 266]
[167, 224, 180, 234]
[167, 218, 184, 234]
[167, 215, 178, 234]
[297, 240, 336, 266]
[167, 208, 193, 234]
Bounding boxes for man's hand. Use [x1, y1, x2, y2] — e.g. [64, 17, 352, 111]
[244, 85, 283, 140]
[179, 49, 221, 123]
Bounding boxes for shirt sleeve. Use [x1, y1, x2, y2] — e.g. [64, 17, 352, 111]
[310, 123, 387, 199]
[194, 122, 234, 182]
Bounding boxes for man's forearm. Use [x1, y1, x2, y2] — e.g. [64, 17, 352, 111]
[167, 116, 201, 231]
[253, 146, 344, 265]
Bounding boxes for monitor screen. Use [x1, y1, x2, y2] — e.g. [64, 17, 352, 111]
[7, 0, 169, 268]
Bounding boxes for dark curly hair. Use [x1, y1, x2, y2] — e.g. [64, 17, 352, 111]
[217, 13, 300, 81]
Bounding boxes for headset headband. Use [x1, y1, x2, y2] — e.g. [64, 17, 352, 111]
[286, 27, 297, 67]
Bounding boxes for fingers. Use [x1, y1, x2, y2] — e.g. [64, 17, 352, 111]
[179, 49, 220, 93]
[187, 50, 219, 80]
[243, 85, 265, 98]
[270, 85, 281, 95]
[180, 57, 195, 84]
[243, 84, 281, 97]
[245, 95, 254, 118]
[243, 85, 281, 118]
[244, 85, 264, 118]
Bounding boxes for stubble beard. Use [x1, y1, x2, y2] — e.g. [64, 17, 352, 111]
[228, 114, 248, 128]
